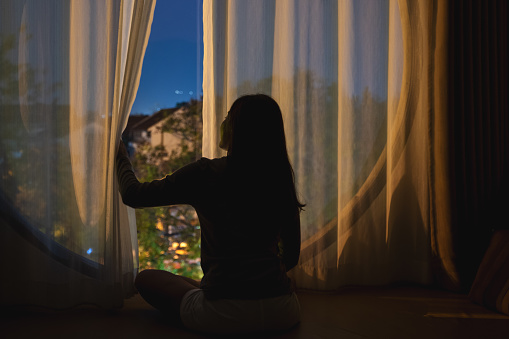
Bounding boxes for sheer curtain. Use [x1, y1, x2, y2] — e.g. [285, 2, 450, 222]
[203, 0, 456, 290]
[0, 0, 155, 308]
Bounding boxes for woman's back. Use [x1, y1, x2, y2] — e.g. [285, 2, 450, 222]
[187, 156, 298, 299]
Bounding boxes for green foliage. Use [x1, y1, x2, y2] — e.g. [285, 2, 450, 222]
[0, 33, 86, 256]
[130, 99, 204, 279]
[0, 32, 44, 105]
[0, 34, 19, 102]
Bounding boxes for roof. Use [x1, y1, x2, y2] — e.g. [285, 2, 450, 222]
[125, 108, 178, 132]
[124, 114, 148, 132]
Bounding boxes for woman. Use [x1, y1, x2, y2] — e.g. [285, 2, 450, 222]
[116, 94, 304, 334]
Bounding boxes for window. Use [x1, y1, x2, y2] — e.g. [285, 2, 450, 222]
[127, 0, 204, 279]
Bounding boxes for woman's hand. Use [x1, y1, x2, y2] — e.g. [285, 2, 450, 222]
[118, 140, 129, 158]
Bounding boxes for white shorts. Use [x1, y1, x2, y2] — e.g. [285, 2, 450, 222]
[180, 289, 300, 335]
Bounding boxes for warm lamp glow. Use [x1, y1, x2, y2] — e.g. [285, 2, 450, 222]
[156, 220, 164, 231]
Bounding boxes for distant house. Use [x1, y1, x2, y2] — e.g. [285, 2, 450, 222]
[122, 107, 187, 158]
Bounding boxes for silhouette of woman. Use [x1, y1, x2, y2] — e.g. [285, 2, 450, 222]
[116, 94, 304, 334]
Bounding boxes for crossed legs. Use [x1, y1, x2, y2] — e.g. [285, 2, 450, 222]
[134, 269, 200, 320]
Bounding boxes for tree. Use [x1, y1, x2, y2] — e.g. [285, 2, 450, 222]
[159, 98, 203, 163]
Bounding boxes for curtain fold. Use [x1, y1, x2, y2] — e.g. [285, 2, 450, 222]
[0, 0, 155, 308]
[203, 0, 470, 291]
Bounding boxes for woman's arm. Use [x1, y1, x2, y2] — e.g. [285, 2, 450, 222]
[116, 141, 141, 207]
[116, 141, 200, 208]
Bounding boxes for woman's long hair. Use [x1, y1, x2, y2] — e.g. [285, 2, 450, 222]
[223, 94, 305, 212]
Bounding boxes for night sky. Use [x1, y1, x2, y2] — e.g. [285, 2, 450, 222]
[131, 0, 203, 115]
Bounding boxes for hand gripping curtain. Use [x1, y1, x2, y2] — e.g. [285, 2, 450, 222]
[203, 0, 456, 290]
[0, 0, 155, 308]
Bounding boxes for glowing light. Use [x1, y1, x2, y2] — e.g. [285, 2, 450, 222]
[180, 242, 188, 248]
[173, 255, 179, 259]
[156, 220, 164, 231]
[87, 248, 93, 255]
[172, 242, 179, 249]
[175, 249, 187, 255]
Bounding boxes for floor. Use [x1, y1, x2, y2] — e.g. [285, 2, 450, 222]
[2, 286, 509, 338]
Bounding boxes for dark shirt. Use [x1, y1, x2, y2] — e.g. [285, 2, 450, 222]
[116, 143, 300, 299]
